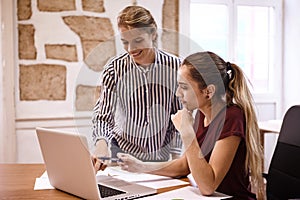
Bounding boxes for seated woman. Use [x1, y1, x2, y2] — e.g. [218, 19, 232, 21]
[115, 51, 264, 199]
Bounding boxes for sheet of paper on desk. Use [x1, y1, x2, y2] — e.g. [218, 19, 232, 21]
[100, 166, 171, 181]
[134, 178, 189, 189]
[139, 186, 232, 200]
[97, 166, 189, 189]
[34, 171, 54, 190]
[34, 167, 189, 191]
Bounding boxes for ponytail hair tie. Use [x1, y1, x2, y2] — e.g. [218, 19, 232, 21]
[226, 62, 234, 80]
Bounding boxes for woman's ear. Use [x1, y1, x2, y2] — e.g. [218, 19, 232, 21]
[151, 32, 157, 42]
[205, 84, 216, 99]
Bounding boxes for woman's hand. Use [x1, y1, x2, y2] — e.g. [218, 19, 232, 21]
[91, 155, 107, 174]
[117, 153, 145, 173]
[94, 139, 110, 165]
[171, 108, 194, 132]
[171, 108, 196, 149]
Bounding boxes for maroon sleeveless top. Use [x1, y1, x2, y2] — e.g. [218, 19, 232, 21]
[195, 105, 256, 200]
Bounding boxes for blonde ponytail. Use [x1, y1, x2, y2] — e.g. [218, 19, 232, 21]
[229, 63, 264, 199]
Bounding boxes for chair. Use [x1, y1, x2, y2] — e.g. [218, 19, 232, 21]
[264, 105, 300, 199]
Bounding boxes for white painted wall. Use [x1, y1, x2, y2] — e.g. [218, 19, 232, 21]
[263, 0, 300, 172]
[14, 0, 164, 163]
[282, 0, 300, 114]
[1, 0, 300, 163]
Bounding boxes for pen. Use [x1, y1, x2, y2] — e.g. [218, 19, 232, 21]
[98, 156, 123, 162]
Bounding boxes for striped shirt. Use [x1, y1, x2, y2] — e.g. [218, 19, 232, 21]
[92, 49, 182, 161]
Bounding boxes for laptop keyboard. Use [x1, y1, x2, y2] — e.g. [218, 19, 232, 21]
[98, 184, 126, 198]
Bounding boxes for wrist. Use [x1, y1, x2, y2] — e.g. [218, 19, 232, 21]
[180, 125, 194, 134]
[180, 126, 195, 147]
[171, 152, 181, 160]
[185, 139, 204, 159]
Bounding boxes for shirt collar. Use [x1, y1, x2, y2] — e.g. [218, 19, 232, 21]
[129, 48, 158, 72]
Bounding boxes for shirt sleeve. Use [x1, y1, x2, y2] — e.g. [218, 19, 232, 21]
[91, 63, 117, 145]
[168, 84, 183, 155]
[168, 56, 183, 155]
[167, 59, 182, 154]
[219, 106, 246, 140]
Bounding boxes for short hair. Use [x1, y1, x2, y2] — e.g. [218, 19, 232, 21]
[117, 6, 157, 30]
[117, 6, 158, 46]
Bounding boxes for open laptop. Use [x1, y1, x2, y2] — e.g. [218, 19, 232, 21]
[36, 127, 157, 200]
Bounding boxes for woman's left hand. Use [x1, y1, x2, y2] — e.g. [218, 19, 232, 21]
[117, 153, 145, 173]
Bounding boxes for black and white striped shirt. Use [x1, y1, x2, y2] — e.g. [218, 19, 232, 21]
[92, 49, 182, 161]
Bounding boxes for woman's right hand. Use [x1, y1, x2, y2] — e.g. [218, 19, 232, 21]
[91, 155, 107, 173]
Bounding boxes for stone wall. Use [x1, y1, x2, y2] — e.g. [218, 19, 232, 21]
[17, 0, 178, 112]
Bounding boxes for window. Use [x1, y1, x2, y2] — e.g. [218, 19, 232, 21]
[180, 0, 282, 101]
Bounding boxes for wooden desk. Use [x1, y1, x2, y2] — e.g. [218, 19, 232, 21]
[0, 164, 189, 199]
[258, 120, 282, 149]
[258, 120, 282, 172]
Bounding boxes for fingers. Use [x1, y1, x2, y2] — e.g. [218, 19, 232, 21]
[171, 114, 175, 120]
[119, 163, 128, 171]
[92, 155, 107, 172]
[117, 153, 132, 171]
[182, 108, 193, 115]
[95, 159, 107, 171]
[99, 161, 107, 171]
[117, 152, 130, 162]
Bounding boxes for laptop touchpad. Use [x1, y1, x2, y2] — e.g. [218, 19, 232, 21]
[97, 175, 132, 187]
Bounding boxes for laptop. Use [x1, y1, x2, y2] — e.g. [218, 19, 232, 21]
[36, 127, 157, 200]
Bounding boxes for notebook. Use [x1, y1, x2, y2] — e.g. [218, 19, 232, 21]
[36, 127, 157, 200]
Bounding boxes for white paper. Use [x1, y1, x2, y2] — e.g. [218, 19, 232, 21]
[136, 178, 189, 189]
[187, 173, 197, 187]
[98, 166, 189, 189]
[102, 166, 172, 181]
[34, 167, 189, 191]
[33, 171, 54, 190]
[139, 186, 232, 200]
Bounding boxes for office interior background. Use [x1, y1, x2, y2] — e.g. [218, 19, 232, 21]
[0, 0, 299, 172]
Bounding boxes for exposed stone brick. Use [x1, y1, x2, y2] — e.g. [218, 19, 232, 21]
[18, 24, 37, 59]
[19, 64, 66, 100]
[17, 0, 32, 20]
[162, 0, 179, 31]
[82, 0, 105, 13]
[162, 0, 179, 55]
[162, 30, 179, 56]
[81, 40, 99, 60]
[63, 16, 115, 71]
[83, 40, 116, 72]
[75, 85, 101, 111]
[37, 0, 76, 12]
[62, 16, 114, 41]
[45, 44, 78, 62]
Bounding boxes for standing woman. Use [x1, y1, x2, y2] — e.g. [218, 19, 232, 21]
[117, 51, 264, 199]
[92, 6, 182, 164]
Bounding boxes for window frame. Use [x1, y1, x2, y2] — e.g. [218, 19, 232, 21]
[179, 0, 283, 118]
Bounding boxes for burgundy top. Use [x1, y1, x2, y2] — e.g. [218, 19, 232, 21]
[195, 105, 256, 200]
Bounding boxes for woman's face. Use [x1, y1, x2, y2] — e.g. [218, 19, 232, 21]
[119, 26, 155, 66]
[176, 65, 208, 111]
